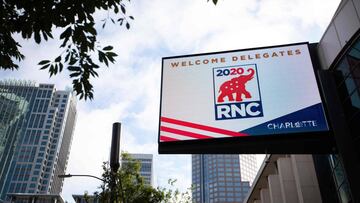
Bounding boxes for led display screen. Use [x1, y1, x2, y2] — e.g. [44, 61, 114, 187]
[159, 43, 329, 145]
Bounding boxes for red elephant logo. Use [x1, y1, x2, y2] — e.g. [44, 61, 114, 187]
[217, 68, 255, 103]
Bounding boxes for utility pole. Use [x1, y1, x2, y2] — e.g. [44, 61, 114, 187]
[110, 122, 121, 203]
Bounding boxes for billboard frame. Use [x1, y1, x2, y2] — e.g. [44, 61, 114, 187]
[158, 42, 335, 154]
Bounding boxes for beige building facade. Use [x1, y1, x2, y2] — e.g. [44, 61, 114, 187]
[244, 155, 322, 203]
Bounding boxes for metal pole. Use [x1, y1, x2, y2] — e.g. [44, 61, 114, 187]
[110, 122, 121, 203]
[110, 123, 121, 171]
[58, 174, 105, 182]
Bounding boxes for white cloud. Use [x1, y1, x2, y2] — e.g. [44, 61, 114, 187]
[256, 0, 339, 29]
[1, 0, 340, 202]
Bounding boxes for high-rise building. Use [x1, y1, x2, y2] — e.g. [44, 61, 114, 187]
[239, 155, 257, 186]
[122, 153, 153, 186]
[0, 80, 77, 202]
[7, 193, 64, 203]
[192, 154, 257, 203]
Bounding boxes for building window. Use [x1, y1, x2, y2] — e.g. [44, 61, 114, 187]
[334, 39, 360, 135]
[332, 36, 360, 203]
[329, 155, 352, 203]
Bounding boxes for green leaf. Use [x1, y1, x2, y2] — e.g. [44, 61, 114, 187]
[70, 72, 82, 77]
[54, 64, 58, 74]
[98, 51, 105, 63]
[38, 60, 50, 65]
[129, 16, 134, 20]
[87, 26, 97, 35]
[103, 57, 109, 66]
[69, 57, 77, 65]
[42, 31, 48, 41]
[126, 22, 130, 29]
[65, 53, 70, 62]
[55, 56, 61, 62]
[89, 70, 99, 77]
[103, 46, 113, 51]
[60, 27, 72, 47]
[106, 52, 117, 63]
[68, 66, 80, 71]
[61, 28, 71, 39]
[49, 65, 55, 77]
[106, 52, 118, 57]
[118, 18, 124, 26]
[34, 32, 41, 44]
[47, 31, 53, 39]
[121, 5, 126, 14]
[40, 64, 50, 70]
[59, 63, 63, 72]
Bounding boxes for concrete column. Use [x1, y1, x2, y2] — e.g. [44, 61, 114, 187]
[278, 157, 299, 203]
[260, 188, 271, 203]
[268, 174, 284, 203]
[291, 155, 322, 203]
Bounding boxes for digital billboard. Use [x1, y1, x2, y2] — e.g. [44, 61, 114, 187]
[159, 43, 331, 153]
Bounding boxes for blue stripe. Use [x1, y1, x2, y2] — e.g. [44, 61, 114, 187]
[241, 103, 329, 135]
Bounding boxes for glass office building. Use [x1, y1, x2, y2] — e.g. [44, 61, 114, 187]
[322, 36, 360, 203]
[192, 154, 257, 203]
[317, 0, 360, 201]
[0, 81, 77, 202]
[122, 153, 154, 186]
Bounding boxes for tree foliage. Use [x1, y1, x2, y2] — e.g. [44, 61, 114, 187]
[95, 153, 191, 203]
[0, 0, 218, 100]
[0, 0, 133, 100]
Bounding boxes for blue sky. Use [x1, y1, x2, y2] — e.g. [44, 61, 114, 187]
[0, 0, 340, 202]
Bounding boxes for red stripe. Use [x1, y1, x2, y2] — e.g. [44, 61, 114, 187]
[161, 117, 248, 137]
[160, 126, 212, 139]
[160, 135, 179, 142]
